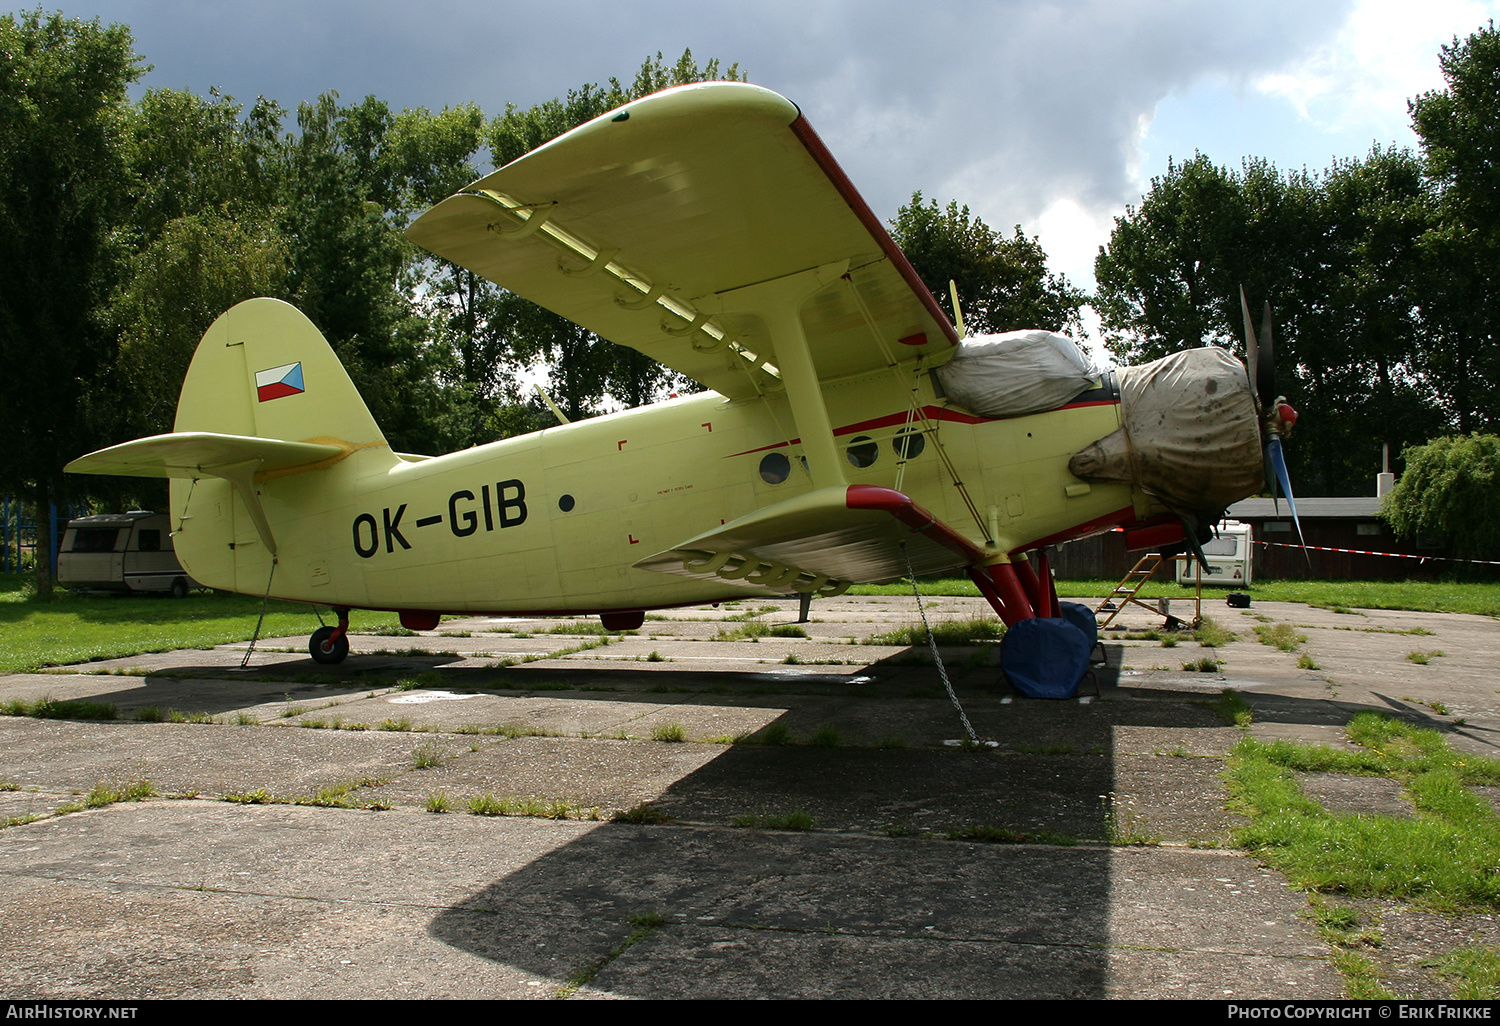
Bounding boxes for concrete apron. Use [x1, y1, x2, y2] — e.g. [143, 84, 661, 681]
[2, 594, 1495, 999]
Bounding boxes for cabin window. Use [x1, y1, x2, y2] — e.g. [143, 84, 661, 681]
[1263, 521, 1292, 534]
[137, 529, 161, 551]
[759, 452, 791, 484]
[892, 429, 925, 460]
[1356, 523, 1380, 536]
[845, 436, 878, 469]
[70, 528, 119, 552]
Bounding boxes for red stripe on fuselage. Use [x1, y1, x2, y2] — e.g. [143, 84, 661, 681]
[722, 398, 1119, 459]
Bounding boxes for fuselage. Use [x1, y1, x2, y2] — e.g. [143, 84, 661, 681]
[168, 362, 1150, 616]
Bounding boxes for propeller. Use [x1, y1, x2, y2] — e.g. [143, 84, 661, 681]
[1239, 286, 1308, 559]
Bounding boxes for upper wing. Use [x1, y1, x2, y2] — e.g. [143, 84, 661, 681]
[406, 82, 956, 399]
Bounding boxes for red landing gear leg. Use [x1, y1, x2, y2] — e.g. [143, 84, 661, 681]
[310, 609, 350, 665]
[968, 560, 1036, 626]
[1033, 549, 1060, 619]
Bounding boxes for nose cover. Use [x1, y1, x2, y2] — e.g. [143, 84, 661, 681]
[1067, 347, 1263, 519]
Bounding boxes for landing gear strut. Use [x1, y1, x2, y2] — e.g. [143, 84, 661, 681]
[310, 610, 350, 664]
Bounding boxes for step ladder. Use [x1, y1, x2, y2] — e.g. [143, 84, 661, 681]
[1094, 553, 1201, 631]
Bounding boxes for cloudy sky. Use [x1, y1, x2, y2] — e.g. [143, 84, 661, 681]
[41, 0, 1500, 292]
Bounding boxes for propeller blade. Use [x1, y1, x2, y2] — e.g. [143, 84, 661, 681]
[1266, 436, 1310, 564]
[1239, 286, 1258, 399]
[1257, 300, 1277, 408]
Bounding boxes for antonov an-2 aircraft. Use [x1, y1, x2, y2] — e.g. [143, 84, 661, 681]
[67, 82, 1294, 696]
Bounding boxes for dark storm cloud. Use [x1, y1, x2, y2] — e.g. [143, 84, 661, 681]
[54, 0, 1352, 237]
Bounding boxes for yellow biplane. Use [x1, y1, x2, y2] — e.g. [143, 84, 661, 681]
[67, 82, 1292, 696]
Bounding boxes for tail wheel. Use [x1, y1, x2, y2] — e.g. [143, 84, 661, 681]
[309, 626, 349, 665]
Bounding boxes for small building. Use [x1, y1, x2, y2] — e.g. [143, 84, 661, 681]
[1224, 497, 1447, 581]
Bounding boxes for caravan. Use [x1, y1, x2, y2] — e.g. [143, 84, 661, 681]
[1176, 520, 1254, 587]
[57, 511, 198, 597]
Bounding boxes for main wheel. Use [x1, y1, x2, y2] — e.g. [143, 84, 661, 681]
[309, 626, 349, 665]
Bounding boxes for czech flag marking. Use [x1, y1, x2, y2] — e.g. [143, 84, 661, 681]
[255, 362, 304, 402]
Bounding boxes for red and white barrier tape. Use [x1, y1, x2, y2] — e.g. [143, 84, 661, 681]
[1253, 540, 1500, 567]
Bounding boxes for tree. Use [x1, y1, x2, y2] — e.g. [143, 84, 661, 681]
[0, 10, 143, 595]
[889, 193, 1084, 335]
[1092, 155, 1321, 364]
[1382, 434, 1500, 562]
[1092, 150, 1447, 496]
[1410, 21, 1500, 435]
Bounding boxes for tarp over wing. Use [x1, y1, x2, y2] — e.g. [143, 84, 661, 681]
[407, 82, 957, 399]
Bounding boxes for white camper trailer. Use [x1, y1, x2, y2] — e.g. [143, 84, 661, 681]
[57, 511, 198, 597]
[1176, 520, 1254, 587]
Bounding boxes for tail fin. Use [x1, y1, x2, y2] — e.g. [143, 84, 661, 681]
[174, 298, 386, 450]
[67, 299, 393, 565]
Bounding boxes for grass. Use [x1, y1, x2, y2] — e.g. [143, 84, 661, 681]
[1182, 656, 1222, 672]
[426, 791, 452, 813]
[1225, 712, 1500, 911]
[556, 912, 665, 1000]
[1100, 791, 1159, 845]
[411, 741, 446, 769]
[1254, 623, 1307, 652]
[1297, 653, 1321, 670]
[1, 696, 118, 720]
[650, 722, 686, 743]
[1426, 945, 1500, 1000]
[72, 779, 157, 810]
[807, 724, 840, 747]
[394, 669, 445, 691]
[540, 621, 637, 637]
[865, 617, 1005, 646]
[220, 778, 388, 810]
[712, 620, 809, 642]
[466, 794, 601, 820]
[1407, 650, 1446, 664]
[733, 808, 815, 831]
[614, 802, 671, 824]
[0, 574, 402, 672]
[947, 824, 1077, 846]
[1193, 617, 1238, 648]
[754, 722, 791, 746]
[1332, 951, 1399, 1000]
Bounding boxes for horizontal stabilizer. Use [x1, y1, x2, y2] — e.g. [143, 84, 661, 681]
[635, 485, 984, 595]
[66, 432, 350, 558]
[65, 432, 345, 479]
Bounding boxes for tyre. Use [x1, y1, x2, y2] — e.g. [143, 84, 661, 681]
[170, 578, 189, 600]
[309, 626, 349, 664]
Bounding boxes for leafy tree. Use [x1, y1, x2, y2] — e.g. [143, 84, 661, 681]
[0, 10, 143, 595]
[1410, 21, 1500, 435]
[890, 192, 1084, 335]
[1382, 434, 1500, 562]
[112, 210, 290, 437]
[1092, 150, 1445, 496]
[1092, 155, 1320, 364]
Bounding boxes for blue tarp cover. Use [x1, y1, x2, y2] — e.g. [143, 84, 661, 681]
[1001, 617, 1090, 699]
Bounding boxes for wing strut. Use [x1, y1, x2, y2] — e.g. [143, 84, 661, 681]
[710, 261, 851, 489]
